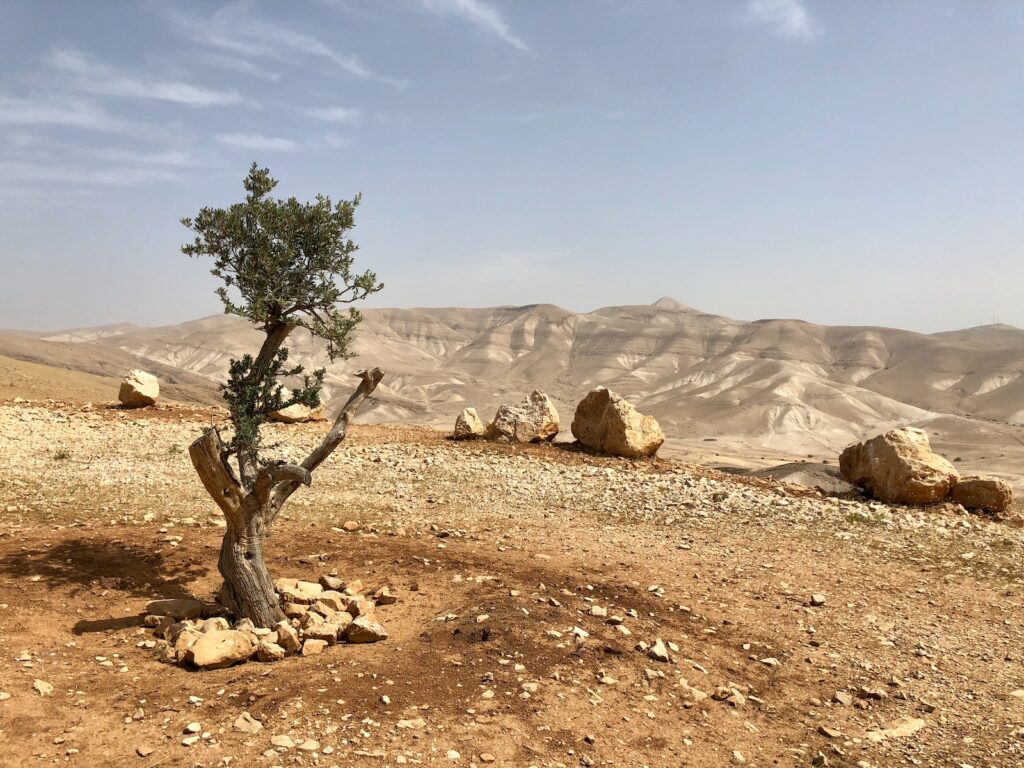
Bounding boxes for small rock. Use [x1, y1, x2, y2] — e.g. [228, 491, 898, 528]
[234, 712, 263, 734]
[256, 639, 286, 663]
[146, 598, 203, 620]
[319, 575, 345, 591]
[189, 630, 256, 669]
[833, 690, 854, 706]
[301, 638, 328, 656]
[344, 616, 388, 643]
[648, 639, 671, 663]
[274, 621, 301, 653]
[453, 408, 487, 440]
[866, 717, 926, 742]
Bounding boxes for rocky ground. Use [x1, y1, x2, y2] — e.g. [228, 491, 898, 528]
[2, 400, 1024, 767]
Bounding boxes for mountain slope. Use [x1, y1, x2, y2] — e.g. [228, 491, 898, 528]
[31, 300, 1022, 465]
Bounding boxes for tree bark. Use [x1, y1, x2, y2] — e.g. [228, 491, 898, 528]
[189, 368, 384, 627]
[217, 500, 284, 627]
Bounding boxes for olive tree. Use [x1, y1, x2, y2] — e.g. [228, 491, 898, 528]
[182, 163, 383, 627]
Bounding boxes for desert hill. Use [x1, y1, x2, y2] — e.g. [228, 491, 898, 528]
[7, 299, 1024, 482]
[0, 333, 221, 406]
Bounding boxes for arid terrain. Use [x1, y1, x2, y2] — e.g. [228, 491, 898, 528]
[5, 300, 1024, 486]
[3, 396, 1024, 767]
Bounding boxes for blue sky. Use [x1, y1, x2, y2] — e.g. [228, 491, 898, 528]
[1, 0, 1022, 332]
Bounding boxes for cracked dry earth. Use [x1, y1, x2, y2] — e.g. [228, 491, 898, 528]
[2, 401, 1024, 768]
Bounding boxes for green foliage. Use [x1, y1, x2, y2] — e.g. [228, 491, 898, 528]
[220, 348, 325, 456]
[53, 448, 70, 461]
[181, 163, 382, 360]
[182, 164, 382, 468]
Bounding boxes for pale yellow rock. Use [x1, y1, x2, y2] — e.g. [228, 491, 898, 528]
[487, 391, 559, 443]
[256, 639, 286, 662]
[839, 428, 959, 504]
[118, 369, 159, 408]
[189, 630, 257, 669]
[952, 475, 1013, 513]
[301, 638, 328, 656]
[268, 403, 325, 423]
[273, 621, 301, 653]
[866, 717, 926, 742]
[234, 711, 263, 733]
[452, 407, 486, 440]
[571, 387, 664, 458]
[344, 616, 388, 643]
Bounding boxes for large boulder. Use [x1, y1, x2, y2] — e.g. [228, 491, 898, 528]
[571, 387, 664, 458]
[952, 476, 1013, 513]
[453, 408, 486, 440]
[118, 370, 159, 408]
[268, 403, 324, 424]
[487, 391, 559, 443]
[839, 428, 959, 504]
[189, 629, 257, 669]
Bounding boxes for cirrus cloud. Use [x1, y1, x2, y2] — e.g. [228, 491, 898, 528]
[747, 0, 820, 41]
[216, 132, 297, 152]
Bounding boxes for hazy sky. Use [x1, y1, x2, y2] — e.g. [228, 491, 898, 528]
[1, 0, 1022, 332]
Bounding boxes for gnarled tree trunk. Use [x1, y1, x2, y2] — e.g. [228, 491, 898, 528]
[189, 368, 384, 627]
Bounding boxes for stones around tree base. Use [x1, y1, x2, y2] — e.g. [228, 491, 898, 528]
[147, 578, 393, 669]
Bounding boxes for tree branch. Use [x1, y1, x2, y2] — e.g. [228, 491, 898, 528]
[268, 463, 313, 486]
[189, 427, 246, 529]
[237, 321, 295, 488]
[269, 367, 383, 514]
[254, 461, 311, 513]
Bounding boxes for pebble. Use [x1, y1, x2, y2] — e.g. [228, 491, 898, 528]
[648, 639, 671, 663]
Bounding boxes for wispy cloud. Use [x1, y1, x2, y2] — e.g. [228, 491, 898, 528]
[0, 95, 165, 137]
[419, 0, 530, 52]
[47, 48, 244, 107]
[0, 159, 182, 186]
[216, 132, 297, 152]
[305, 106, 363, 124]
[747, 0, 819, 41]
[201, 52, 282, 82]
[153, 1, 408, 89]
[94, 147, 219, 168]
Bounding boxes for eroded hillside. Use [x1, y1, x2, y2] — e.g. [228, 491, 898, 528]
[27, 300, 1024, 482]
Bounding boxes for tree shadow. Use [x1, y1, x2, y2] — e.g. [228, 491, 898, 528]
[0, 537, 210, 634]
